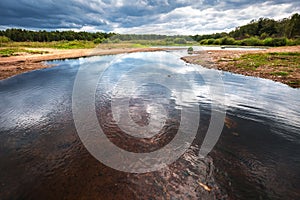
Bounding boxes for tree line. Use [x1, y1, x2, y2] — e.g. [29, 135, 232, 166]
[191, 13, 300, 46]
[0, 29, 115, 42]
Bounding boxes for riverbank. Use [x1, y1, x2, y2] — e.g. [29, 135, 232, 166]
[0, 47, 174, 80]
[182, 46, 300, 88]
[1, 46, 299, 88]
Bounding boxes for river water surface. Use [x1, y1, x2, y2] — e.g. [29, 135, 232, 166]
[0, 50, 299, 199]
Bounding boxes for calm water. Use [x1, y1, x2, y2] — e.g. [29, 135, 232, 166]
[0, 51, 299, 199]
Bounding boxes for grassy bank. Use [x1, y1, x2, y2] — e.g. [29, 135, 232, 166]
[0, 41, 152, 57]
[0, 40, 97, 49]
[0, 48, 49, 57]
[233, 52, 300, 70]
[231, 52, 300, 87]
[0, 39, 196, 57]
[0, 40, 177, 51]
[182, 46, 300, 88]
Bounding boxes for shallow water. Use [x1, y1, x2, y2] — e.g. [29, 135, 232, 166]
[0, 51, 299, 199]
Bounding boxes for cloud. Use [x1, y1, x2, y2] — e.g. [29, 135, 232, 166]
[0, 0, 299, 34]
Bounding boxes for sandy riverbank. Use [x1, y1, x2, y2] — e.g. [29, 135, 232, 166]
[182, 46, 300, 88]
[1, 46, 299, 88]
[0, 47, 175, 80]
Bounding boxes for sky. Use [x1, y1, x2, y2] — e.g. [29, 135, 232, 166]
[0, 0, 299, 35]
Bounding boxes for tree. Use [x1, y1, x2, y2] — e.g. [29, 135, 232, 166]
[288, 13, 300, 38]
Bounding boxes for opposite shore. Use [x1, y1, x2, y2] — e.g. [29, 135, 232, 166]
[182, 46, 300, 88]
[0, 47, 176, 80]
[0, 45, 299, 88]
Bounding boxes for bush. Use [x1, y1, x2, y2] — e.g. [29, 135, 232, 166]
[188, 47, 193, 51]
[102, 38, 111, 43]
[221, 37, 236, 45]
[93, 38, 104, 44]
[272, 38, 287, 46]
[263, 37, 273, 46]
[286, 39, 295, 46]
[207, 38, 215, 45]
[112, 38, 121, 43]
[294, 38, 300, 45]
[164, 38, 174, 44]
[213, 38, 222, 45]
[200, 39, 208, 45]
[0, 36, 10, 43]
[241, 37, 263, 46]
[234, 40, 242, 45]
[263, 37, 287, 46]
[174, 38, 187, 44]
[260, 33, 269, 39]
[286, 38, 300, 45]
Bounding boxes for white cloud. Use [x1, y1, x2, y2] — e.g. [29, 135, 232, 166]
[0, 0, 299, 34]
[112, 1, 299, 35]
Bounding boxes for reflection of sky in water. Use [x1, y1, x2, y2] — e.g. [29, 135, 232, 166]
[0, 51, 299, 140]
[0, 50, 299, 199]
[96, 51, 300, 137]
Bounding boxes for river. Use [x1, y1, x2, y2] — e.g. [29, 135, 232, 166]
[0, 50, 299, 199]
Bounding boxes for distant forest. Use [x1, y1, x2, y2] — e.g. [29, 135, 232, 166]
[0, 29, 115, 42]
[0, 13, 299, 46]
[191, 13, 300, 46]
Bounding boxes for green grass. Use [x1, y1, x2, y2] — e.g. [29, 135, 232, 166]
[0, 48, 48, 57]
[0, 39, 196, 50]
[270, 71, 289, 76]
[53, 41, 96, 49]
[130, 43, 150, 48]
[268, 52, 300, 56]
[288, 80, 300, 85]
[0, 48, 17, 57]
[234, 52, 300, 72]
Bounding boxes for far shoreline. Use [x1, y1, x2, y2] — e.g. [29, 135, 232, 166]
[0, 45, 299, 88]
[0, 47, 179, 80]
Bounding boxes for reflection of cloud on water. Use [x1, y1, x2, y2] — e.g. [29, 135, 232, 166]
[97, 51, 300, 139]
[222, 71, 300, 133]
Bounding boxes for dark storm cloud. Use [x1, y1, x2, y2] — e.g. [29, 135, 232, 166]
[0, 0, 299, 34]
[0, 0, 109, 30]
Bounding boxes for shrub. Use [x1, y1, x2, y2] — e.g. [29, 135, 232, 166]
[174, 38, 187, 44]
[286, 39, 295, 46]
[263, 37, 287, 46]
[93, 38, 104, 44]
[241, 37, 263, 46]
[187, 47, 193, 51]
[221, 37, 236, 45]
[0, 36, 10, 43]
[102, 38, 111, 43]
[207, 38, 215, 45]
[263, 37, 273, 46]
[234, 40, 242, 45]
[260, 33, 269, 39]
[294, 38, 300, 45]
[200, 39, 208, 45]
[213, 38, 222, 45]
[164, 38, 174, 44]
[112, 38, 121, 43]
[272, 38, 287, 46]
